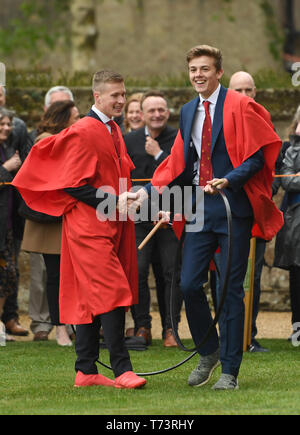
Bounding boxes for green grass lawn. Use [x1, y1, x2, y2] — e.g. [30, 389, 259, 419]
[0, 339, 299, 415]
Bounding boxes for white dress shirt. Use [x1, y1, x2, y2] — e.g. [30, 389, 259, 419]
[91, 104, 112, 132]
[191, 84, 221, 184]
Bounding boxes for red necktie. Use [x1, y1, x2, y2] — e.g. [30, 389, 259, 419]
[199, 101, 213, 186]
[107, 120, 121, 158]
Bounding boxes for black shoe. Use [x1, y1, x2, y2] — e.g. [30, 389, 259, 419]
[100, 336, 147, 351]
[248, 339, 269, 353]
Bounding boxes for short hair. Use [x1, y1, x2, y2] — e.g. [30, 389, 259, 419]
[44, 86, 74, 108]
[92, 70, 124, 92]
[186, 45, 223, 72]
[37, 100, 76, 135]
[0, 106, 14, 121]
[141, 90, 168, 110]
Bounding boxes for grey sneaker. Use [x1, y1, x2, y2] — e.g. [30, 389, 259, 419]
[212, 373, 239, 390]
[188, 349, 220, 387]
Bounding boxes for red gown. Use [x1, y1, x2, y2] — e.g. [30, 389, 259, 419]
[13, 117, 138, 324]
[152, 90, 283, 241]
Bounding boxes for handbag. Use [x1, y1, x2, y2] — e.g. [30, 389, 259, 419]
[18, 199, 62, 223]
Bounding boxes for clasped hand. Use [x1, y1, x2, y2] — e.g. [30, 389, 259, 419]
[117, 188, 149, 217]
[2, 151, 21, 172]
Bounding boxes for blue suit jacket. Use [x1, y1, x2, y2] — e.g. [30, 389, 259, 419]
[178, 85, 264, 222]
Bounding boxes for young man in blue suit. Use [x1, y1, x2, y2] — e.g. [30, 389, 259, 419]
[128, 45, 282, 390]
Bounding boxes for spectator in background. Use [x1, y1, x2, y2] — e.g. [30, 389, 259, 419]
[122, 92, 145, 337]
[124, 90, 183, 347]
[124, 93, 144, 133]
[0, 107, 22, 342]
[0, 85, 31, 339]
[228, 71, 268, 353]
[29, 86, 75, 144]
[274, 107, 300, 344]
[27, 86, 75, 342]
[21, 100, 80, 346]
[123, 92, 168, 341]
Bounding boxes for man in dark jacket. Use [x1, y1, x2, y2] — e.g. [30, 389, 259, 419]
[124, 90, 183, 347]
[0, 85, 31, 337]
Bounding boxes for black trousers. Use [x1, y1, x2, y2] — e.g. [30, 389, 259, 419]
[251, 238, 266, 341]
[42, 254, 61, 326]
[75, 307, 132, 377]
[133, 223, 183, 334]
[290, 266, 300, 326]
[1, 239, 21, 324]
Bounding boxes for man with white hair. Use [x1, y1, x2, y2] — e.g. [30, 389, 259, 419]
[44, 86, 74, 110]
[27, 85, 75, 342]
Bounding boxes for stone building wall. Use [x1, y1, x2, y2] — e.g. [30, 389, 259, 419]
[95, 0, 282, 78]
[0, 0, 286, 77]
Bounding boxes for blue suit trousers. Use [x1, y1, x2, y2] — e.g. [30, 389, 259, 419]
[181, 215, 252, 377]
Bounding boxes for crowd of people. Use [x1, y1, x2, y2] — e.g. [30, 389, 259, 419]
[0, 44, 299, 390]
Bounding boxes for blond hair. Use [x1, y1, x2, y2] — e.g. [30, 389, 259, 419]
[92, 70, 124, 92]
[124, 92, 144, 132]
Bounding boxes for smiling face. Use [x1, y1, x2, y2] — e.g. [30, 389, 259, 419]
[126, 101, 143, 130]
[188, 55, 224, 99]
[0, 115, 12, 142]
[94, 81, 126, 119]
[141, 96, 170, 134]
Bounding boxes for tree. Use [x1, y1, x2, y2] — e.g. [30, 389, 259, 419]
[0, 0, 99, 72]
[70, 0, 98, 72]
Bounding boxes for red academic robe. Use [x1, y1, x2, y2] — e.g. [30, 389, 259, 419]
[12, 117, 138, 324]
[152, 89, 283, 241]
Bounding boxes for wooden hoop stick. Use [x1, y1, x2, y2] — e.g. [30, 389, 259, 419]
[273, 174, 300, 178]
[138, 218, 165, 250]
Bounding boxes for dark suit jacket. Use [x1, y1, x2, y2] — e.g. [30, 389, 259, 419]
[124, 125, 177, 186]
[178, 85, 264, 221]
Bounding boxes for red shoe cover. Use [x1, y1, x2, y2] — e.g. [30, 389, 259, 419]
[74, 371, 115, 387]
[114, 371, 147, 389]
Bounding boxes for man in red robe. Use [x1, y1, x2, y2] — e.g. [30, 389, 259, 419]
[130, 45, 283, 390]
[13, 70, 146, 389]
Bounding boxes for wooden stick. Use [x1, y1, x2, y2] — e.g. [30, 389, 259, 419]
[273, 174, 300, 178]
[138, 218, 165, 250]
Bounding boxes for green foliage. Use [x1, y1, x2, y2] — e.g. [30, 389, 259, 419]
[0, 0, 71, 60]
[4, 67, 293, 90]
[0, 339, 300, 415]
[211, 0, 236, 23]
[259, 0, 284, 61]
[253, 68, 293, 89]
